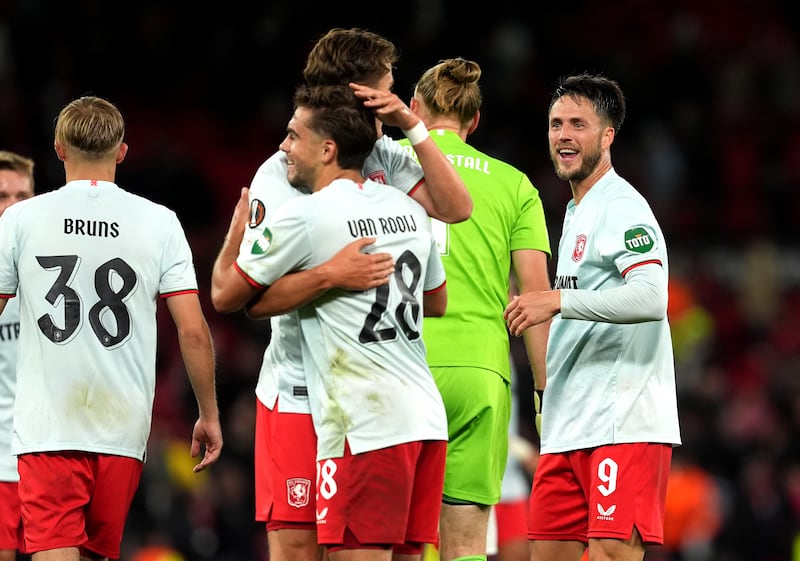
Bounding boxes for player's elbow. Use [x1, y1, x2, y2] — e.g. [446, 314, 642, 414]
[644, 291, 669, 321]
[437, 198, 473, 224]
[210, 288, 241, 314]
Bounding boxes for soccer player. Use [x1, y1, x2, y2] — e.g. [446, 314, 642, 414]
[234, 83, 449, 559]
[0, 96, 222, 561]
[211, 28, 471, 561]
[401, 57, 551, 561]
[503, 72, 682, 561]
[0, 150, 34, 561]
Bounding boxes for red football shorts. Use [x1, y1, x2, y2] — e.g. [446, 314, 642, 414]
[528, 443, 672, 544]
[18, 451, 142, 558]
[0, 481, 24, 551]
[316, 440, 446, 551]
[255, 398, 317, 530]
[495, 498, 529, 547]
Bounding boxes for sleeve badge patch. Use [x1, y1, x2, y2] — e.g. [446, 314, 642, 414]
[624, 227, 655, 253]
[251, 227, 272, 255]
[248, 199, 266, 228]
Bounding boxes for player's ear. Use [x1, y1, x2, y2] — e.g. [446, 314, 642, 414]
[116, 142, 129, 164]
[602, 126, 615, 149]
[467, 111, 481, 136]
[54, 141, 67, 161]
[321, 140, 337, 164]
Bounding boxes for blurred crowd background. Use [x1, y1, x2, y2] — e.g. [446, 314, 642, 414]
[2, 1, 799, 560]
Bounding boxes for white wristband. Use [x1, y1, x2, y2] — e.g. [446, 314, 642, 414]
[402, 121, 429, 146]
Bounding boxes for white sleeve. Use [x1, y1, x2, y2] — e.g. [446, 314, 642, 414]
[236, 200, 312, 287]
[560, 263, 667, 323]
[0, 208, 19, 295]
[424, 235, 446, 292]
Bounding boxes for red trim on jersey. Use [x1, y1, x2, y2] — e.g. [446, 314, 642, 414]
[424, 281, 446, 295]
[0, 293, 15, 299]
[159, 288, 199, 299]
[407, 178, 425, 198]
[621, 259, 661, 278]
[233, 261, 268, 288]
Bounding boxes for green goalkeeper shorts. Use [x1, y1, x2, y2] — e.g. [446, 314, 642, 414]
[431, 366, 511, 506]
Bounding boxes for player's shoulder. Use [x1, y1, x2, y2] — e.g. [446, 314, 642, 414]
[371, 135, 414, 161]
[601, 169, 649, 206]
[115, 186, 180, 218]
[252, 151, 288, 182]
[463, 141, 526, 178]
[365, 178, 428, 213]
[1, 192, 39, 218]
[250, 151, 298, 196]
[253, 151, 286, 174]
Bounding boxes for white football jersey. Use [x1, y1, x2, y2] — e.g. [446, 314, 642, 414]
[0, 180, 199, 460]
[242, 135, 424, 415]
[237, 178, 447, 459]
[0, 297, 20, 481]
[542, 169, 681, 453]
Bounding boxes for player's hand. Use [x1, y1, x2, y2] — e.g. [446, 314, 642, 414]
[323, 237, 394, 291]
[533, 389, 543, 438]
[504, 291, 560, 337]
[349, 83, 418, 130]
[225, 187, 250, 245]
[191, 417, 223, 472]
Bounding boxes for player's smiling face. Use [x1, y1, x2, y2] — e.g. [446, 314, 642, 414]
[280, 106, 325, 191]
[547, 95, 607, 183]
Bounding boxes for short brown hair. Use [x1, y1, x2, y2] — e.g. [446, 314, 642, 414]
[303, 28, 398, 88]
[293, 84, 376, 171]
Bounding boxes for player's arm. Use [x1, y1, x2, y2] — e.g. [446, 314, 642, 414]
[504, 262, 667, 337]
[511, 249, 551, 392]
[245, 237, 395, 319]
[406, 135, 472, 224]
[423, 283, 447, 317]
[560, 262, 667, 322]
[0, 297, 7, 316]
[350, 83, 473, 223]
[211, 187, 263, 313]
[165, 292, 223, 472]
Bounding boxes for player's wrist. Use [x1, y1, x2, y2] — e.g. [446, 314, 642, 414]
[402, 120, 430, 146]
[314, 261, 338, 291]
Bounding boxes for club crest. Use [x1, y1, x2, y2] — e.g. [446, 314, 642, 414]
[286, 477, 311, 508]
[572, 234, 587, 262]
[367, 170, 387, 184]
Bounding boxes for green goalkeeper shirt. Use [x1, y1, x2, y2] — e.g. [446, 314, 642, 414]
[401, 129, 551, 382]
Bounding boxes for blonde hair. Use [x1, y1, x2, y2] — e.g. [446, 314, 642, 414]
[0, 150, 34, 189]
[54, 96, 125, 160]
[414, 58, 482, 126]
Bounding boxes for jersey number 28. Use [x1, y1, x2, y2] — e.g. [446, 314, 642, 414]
[358, 250, 422, 344]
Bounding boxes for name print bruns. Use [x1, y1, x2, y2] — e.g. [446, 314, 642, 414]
[64, 218, 120, 238]
[347, 214, 418, 238]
